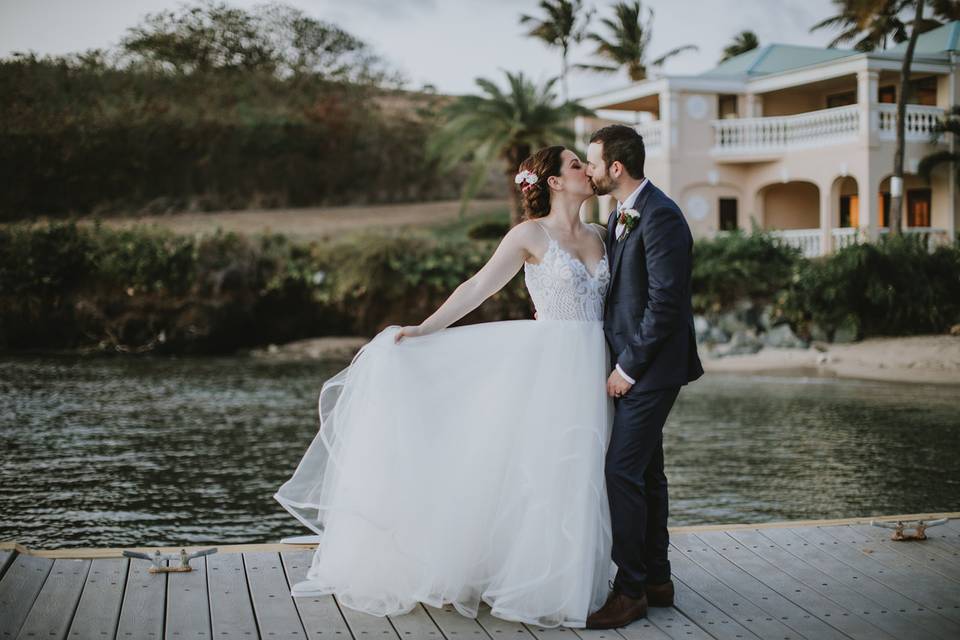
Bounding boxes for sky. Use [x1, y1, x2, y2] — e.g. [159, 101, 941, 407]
[1, 0, 841, 98]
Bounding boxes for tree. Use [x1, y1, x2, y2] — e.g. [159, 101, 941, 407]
[918, 105, 960, 184]
[519, 0, 593, 102]
[890, 0, 926, 236]
[118, 0, 395, 83]
[580, 1, 698, 82]
[720, 31, 759, 63]
[427, 71, 592, 227]
[810, 0, 960, 51]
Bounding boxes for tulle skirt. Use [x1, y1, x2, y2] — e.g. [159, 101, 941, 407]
[274, 319, 616, 628]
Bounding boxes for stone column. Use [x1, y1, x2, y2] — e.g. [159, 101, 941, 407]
[819, 182, 833, 255]
[857, 69, 879, 148]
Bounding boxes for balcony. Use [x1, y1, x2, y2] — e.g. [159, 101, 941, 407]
[710, 104, 944, 160]
[634, 121, 663, 154]
[769, 226, 949, 257]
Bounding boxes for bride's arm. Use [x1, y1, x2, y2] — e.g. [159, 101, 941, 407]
[395, 222, 537, 342]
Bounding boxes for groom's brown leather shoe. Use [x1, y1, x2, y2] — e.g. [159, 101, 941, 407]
[585, 590, 648, 629]
[644, 579, 675, 607]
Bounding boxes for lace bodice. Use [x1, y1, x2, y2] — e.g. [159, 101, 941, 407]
[523, 223, 610, 321]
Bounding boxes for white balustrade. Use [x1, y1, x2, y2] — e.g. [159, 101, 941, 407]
[634, 121, 663, 153]
[876, 104, 945, 142]
[831, 227, 860, 251]
[769, 229, 823, 257]
[711, 105, 859, 155]
[879, 226, 950, 250]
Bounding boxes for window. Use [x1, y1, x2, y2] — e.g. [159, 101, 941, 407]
[907, 188, 932, 227]
[839, 194, 859, 227]
[912, 76, 937, 106]
[718, 94, 738, 119]
[880, 192, 890, 227]
[826, 90, 856, 109]
[879, 85, 896, 103]
[719, 198, 738, 231]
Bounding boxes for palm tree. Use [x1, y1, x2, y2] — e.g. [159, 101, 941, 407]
[720, 31, 759, 63]
[811, 0, 911, 51]
[890, 0, 927, 235]
[580, 1, 698, 82]
[918, 106, 960, 182]
[427, 71, 592, 227]
[519, 0, 593, 102]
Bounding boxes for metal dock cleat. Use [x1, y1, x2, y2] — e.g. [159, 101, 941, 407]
[122, 547, 218, 573]
[870, 518, 948, 541]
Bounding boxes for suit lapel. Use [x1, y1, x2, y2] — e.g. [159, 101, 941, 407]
[609, 182, 656, 288]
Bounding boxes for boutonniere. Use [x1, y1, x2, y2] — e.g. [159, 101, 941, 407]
[617, 208, 640, 239]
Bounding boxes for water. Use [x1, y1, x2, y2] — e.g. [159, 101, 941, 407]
[1, 354, 958, 549]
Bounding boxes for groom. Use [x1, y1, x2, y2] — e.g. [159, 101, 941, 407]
[584, 124, 703, 629]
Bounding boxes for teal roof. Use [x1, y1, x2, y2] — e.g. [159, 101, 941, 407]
[885, 20, 960, 56]
[699, 20, 960, 78]
[700, 44, 854, 78]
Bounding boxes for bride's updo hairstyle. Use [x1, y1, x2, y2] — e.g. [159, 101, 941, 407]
[517, 146, 565, 219]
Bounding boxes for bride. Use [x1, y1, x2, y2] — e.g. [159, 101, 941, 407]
[274, 145, 617, 628]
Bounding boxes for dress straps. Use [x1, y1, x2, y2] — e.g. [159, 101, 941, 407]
[534, 220, 553, 242]
[589, 224, 608, 258]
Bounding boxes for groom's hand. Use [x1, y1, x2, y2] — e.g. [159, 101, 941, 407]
[607, 369, 633, 398]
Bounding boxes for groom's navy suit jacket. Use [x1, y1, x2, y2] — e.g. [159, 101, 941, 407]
[604, 180, 704, 392]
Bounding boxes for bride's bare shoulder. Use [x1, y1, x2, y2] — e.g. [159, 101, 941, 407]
[589, 222, 608, 240]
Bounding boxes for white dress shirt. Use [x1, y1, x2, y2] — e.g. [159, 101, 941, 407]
[612, 177, 649, 386]
[614, 177, 649, 241]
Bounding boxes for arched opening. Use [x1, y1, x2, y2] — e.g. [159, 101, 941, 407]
[757, 181, 819, 230]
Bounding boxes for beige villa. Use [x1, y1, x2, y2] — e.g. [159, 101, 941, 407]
[576, 21, 960, 256]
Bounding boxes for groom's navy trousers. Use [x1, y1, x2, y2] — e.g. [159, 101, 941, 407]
[607, 384, 680, 596]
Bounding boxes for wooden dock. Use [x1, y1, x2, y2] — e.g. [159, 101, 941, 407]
[2, 513, 958, 640]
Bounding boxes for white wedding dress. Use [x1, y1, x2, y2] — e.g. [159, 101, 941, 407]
[274, 223, 617, 628]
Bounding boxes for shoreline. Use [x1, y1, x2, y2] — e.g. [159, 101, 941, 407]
[700, 334, 960, 385]
[249, 333, 960, 386]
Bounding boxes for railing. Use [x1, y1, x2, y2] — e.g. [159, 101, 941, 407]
[634, 121, 663, 153]
[768, 229, 822, 258]
[831, 227, 860, 251]
[711, 105, 859, 155]
[879, 226, 950, 250]
[877, 104, 945, 142]
[747, 227, 951, 257]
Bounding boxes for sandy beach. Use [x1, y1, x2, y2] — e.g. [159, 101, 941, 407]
[253, 333, 960, 386]
[702, 334, 960, 385]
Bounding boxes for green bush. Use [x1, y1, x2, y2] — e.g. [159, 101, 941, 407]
[466, 220, 510, 240]
[779, 234, 960, 340]
[691, 231, 801, 313]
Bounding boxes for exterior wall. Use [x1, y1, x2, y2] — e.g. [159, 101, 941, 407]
[586, 58, 959, 245]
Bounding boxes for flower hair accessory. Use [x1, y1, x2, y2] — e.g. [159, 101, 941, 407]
[514, 169, 539, 191]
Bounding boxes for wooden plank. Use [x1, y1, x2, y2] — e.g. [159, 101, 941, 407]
[422, 603, 492, 639]
[243, 551, 307, 639]
[696, 530, 897, 640]
[814, 524, 960, 624]
[388, 604, 446, 639]
[165, 555, 211, 640]
[475, 604, 536, 639]
[115, 557, 166, 640]
[0, 550, 15, 581]
[670, 575, 761, 640]
[0, 553, 52, 639]
[761, 526, 960, 640]
[280, 550, 353, 638]
[670, 545, 798, 639]
[66, 557, 128, 640]
[645, 607, 715, 640]
[671, 533, 847, 640]
[15, 558, 90, 640]
[844, 524, 960, 582]
[727, 528, 941, 640]
[207, 551, 259, 639]
[613, 615, 674, 640]
[332, 597, 399, 639]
